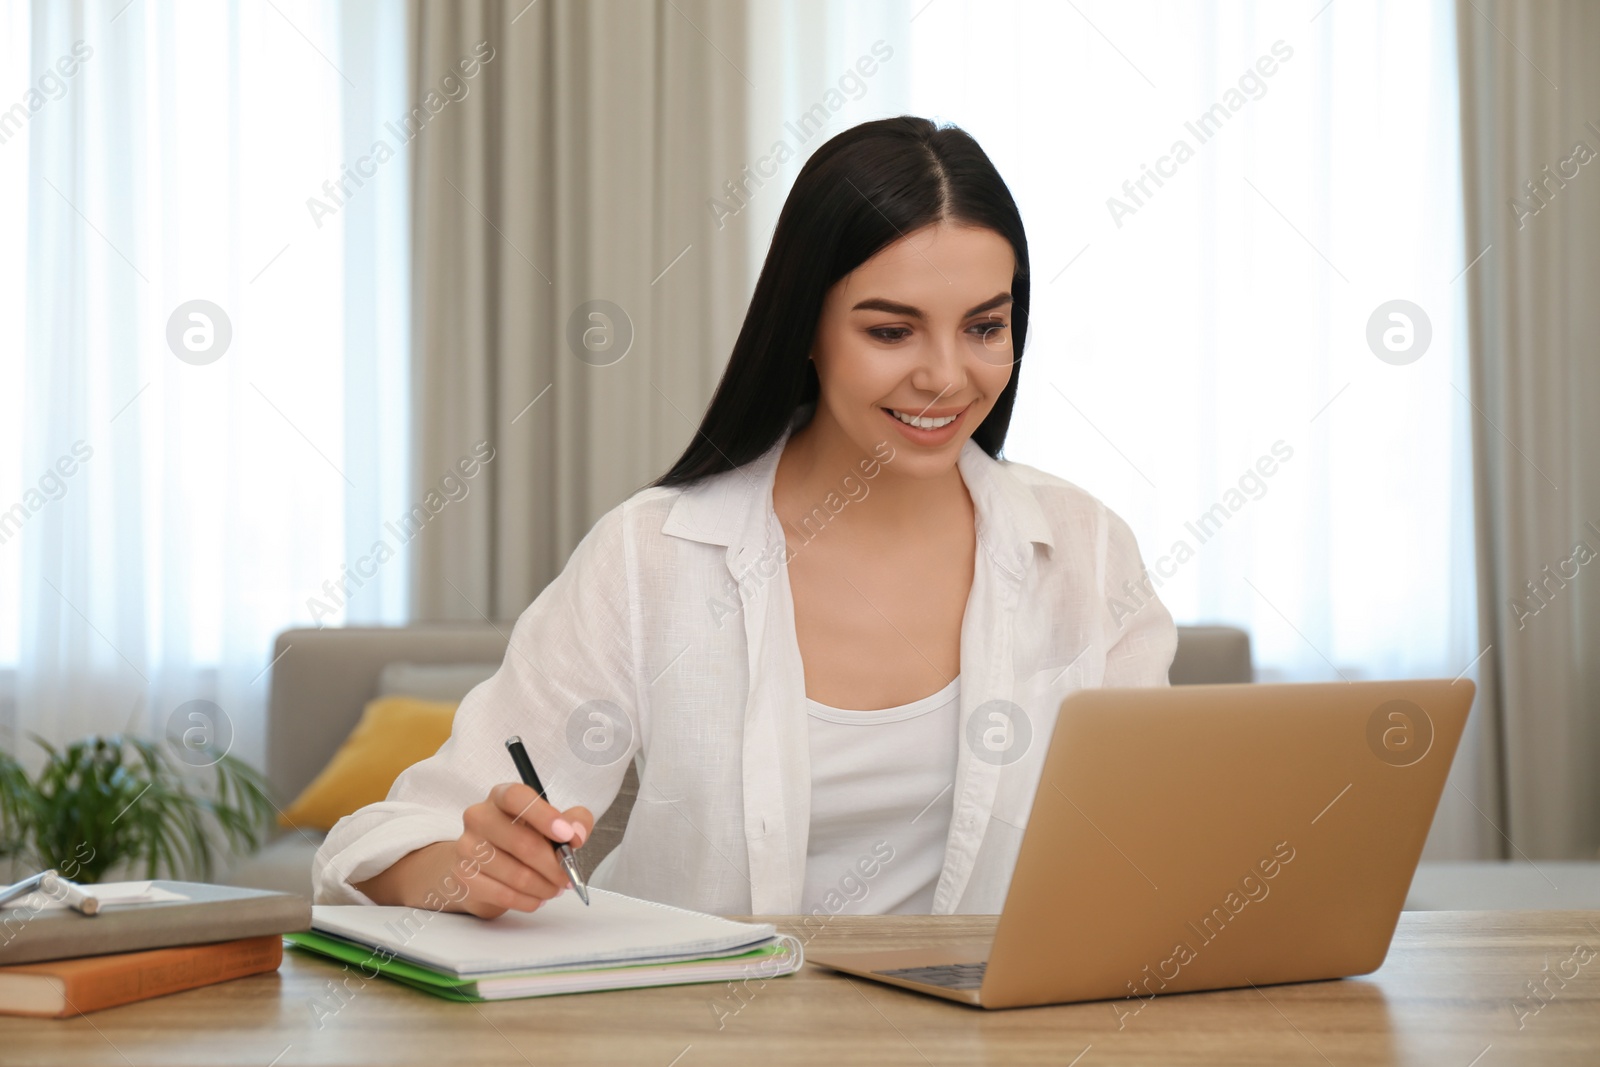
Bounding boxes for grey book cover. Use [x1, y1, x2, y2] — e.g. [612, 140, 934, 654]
[0, 881, 312, 966]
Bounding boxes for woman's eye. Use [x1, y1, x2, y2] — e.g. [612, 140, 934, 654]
[869, 327, 910, 342]
[969, 321, 1008, 340]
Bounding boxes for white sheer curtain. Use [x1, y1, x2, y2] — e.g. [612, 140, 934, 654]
[759, 1, 1490, 858]
[0, 0, 410, 769]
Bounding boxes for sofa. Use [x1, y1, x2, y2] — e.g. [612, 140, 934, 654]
[220, 623, 1255, 897]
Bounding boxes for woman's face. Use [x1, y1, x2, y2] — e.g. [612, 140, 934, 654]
[809, 219, 1016, 478]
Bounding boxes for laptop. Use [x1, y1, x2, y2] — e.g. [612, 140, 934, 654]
[808, 679, 1475, 1010]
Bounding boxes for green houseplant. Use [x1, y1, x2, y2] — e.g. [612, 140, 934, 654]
[0, 733, 276, 884]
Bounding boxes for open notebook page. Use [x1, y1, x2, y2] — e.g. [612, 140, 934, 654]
[313, 888, 776, 978]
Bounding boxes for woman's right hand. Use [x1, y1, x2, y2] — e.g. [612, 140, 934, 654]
[355, 782, 594, 918]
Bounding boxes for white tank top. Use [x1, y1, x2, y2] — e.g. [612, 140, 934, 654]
[801, 676, 960, 916]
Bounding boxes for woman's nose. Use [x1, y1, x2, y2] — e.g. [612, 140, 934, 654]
[909, 332, 967, 397]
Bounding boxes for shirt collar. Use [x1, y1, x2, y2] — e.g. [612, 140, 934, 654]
[660, 409, 1056, 572]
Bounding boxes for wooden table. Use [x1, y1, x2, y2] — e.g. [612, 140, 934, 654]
[6, 910, 1598, 1066]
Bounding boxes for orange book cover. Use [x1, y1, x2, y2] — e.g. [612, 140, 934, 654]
[0, 934, 283, 1018]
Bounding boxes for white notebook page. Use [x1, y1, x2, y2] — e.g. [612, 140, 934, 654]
[313, 888, 776, 978]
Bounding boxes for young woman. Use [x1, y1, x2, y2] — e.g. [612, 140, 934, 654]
[314, 116, 1175, 919]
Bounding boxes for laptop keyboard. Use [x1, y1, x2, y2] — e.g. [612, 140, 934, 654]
[873, 961, 987, 990]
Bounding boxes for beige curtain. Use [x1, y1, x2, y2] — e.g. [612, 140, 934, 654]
[1457, 1, 1600, 859]
[406, 0, 752, 621]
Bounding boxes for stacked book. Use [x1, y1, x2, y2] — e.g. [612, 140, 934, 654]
[0, 880, 311, 1018]
[290, 888, 803, 1001]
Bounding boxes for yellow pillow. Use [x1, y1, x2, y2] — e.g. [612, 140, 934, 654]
[279, 696, 458, 832]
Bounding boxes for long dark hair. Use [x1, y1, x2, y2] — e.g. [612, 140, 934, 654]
[652, 116, 1030, 488]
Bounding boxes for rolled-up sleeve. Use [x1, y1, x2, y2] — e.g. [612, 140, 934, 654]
[312, 505, 641, 904]
[1099, 508, 1178, 688]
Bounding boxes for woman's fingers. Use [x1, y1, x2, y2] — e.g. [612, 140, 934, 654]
[444, 835, 560, 917]
[476, 847, 566, 900]
[444, 784, 596, 919]
[490, 782, 578, 843]
[467, 790, 570, 888]
[457, 819, 568, 900]
[419, 839, 543, 918]
[456, 872, 542, 918]
[420, 783, 597, 920]
[561, 805, 595, 847]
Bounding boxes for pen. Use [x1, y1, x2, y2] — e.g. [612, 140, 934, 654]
[0, 869, 53, 908]
[504, 736, 590, 906]
[40, 871, 101, 916]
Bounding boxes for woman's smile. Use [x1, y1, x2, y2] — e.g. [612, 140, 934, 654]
[881, 404, 968, 445]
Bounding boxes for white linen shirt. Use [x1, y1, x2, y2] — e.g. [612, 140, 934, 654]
[313, 425, 1177, 915]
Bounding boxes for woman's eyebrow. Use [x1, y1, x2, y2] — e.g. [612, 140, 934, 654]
[850, 292, 1013, 319]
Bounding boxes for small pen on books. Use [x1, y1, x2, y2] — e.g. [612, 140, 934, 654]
[504, 736, 590, 906]
[0, 870, 53, 908]
[40, 871, 100, 916]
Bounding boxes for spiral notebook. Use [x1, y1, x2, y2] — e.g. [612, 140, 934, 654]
[288, 888, 803, 1001]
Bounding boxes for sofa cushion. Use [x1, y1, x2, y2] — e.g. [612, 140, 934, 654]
[278, 696, 457, 831]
